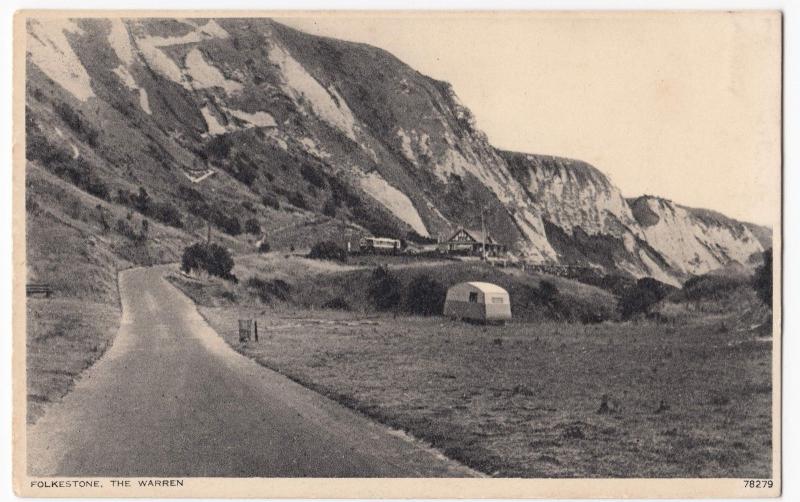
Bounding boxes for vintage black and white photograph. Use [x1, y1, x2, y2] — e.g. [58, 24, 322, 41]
[14, 10, 781, 498]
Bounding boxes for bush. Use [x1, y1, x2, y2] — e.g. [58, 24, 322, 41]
[54, 101, 99, 146]
[246, 276, 290, 303]
[300, 164, 325, 188]
[244, 218, 261, 235]
[619, 277, 674, 319]
[205, 135, 232, 160]
[405, 274, 446, 315]
[682, 274, 747, 301]
[213, 211, 242, 236]
[115, 218, 137, 240]
[322, 198, 337, 218]
[181, 242, 236, 281]
[322, 297, 351, 311]
[288, 191, 308, 210]
[753, 249, 773, 307]
[149, 201, 184, 228]
[262, 193, 280, 210]
[258, 240, 271, 253]
[308, 241, 348, 262]
[368, 266, 402, 311]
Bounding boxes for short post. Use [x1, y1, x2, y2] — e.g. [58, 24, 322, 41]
[254, 320, 259, 342]
[238, 319, 252, 342]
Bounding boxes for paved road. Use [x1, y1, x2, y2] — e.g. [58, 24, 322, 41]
[27, 266, 476, 477]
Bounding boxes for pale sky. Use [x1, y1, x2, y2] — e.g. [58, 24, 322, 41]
[279, 12, 781, 226]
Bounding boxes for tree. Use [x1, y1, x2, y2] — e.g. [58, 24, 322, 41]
[618, 277, 674, 320]
[753, 248, 773, 308]
[181, 242, 236, 281]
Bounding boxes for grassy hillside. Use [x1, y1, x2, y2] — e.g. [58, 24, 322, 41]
[169, 253, 617, 323]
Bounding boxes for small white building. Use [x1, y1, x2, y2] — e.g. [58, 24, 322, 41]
[443, 282, 512, 323]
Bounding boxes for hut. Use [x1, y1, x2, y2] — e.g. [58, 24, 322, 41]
[443, 282, 512, 323]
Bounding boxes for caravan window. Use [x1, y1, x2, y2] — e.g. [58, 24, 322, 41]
[491, 296, 504, 304]
[468, 292, 478, 303]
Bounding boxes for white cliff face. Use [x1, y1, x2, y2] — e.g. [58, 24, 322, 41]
[27, 19, 95, 102]
[503, 152, 642, 239]
[629, 196, 764, 276]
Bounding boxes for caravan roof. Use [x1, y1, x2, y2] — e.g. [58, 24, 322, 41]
[465, 282, 508, 295]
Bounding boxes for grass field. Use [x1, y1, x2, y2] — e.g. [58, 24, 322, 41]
[170, 254, 773, 478]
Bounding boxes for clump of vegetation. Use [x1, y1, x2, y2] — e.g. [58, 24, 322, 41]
[322, 297, 351, 311]
[405, 274, 446, 315]
[54, 101, 99, 146]
[27, 130, 110, 200]
[288, 191, 308, 210]
[308, 241, 348, 262]
[258, 240, 271, 253]
[246, 276, 290, 303]
[300, 164, 326, 188]
[115, 187, 184, 228]
[368, 265, 402, 311]
[261, 193, 280, 210]
[681, 274, 749, 302]
[753, 249, 772, 307]
[244, 218, 261, 235]
[618, 277, 675, 319]
[181, 242, 237, 282]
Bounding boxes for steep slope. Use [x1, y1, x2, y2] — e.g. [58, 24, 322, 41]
[628, 196, 767, 276]
[25, 16, 770, 284]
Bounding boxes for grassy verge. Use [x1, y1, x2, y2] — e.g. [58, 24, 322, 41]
[26, 299, 120, 424]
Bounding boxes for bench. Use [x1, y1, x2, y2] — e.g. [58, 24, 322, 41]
[26, 283, 53, 298]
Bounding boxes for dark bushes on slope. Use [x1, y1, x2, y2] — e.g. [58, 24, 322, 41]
[246, 276, 290, 302]
[308, 241, 348, 262]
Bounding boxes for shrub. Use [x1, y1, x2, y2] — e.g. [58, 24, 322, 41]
[682, 274, 747, 301]
[262, 193, 280, 210]
[205, 135, 232, 160]
[181, 242, 236, 281]
[244, 218, 261, 235]
[213, 211, 242, 236]
[619, 277, 674, 319]
[115, 218, 137, 240]
[753, 249, 773, 307]
[322, 297, 351, 311]
[133, 187, 150, 212]
[54, 101, 99, 146]
[308, 241, 348, 262]
[178, 185, 204, 202]
[246, 276, 290, 303]
[368, 266, 402, 311]
[149, 201, 184, 228]
[228, 153, 259, 186]
[288, 191, 308, 210]
[322, 198, 337, 218]
[300, 164, 325, 188]
[258, 240, 271, 253]
[405, 274, 446, 315]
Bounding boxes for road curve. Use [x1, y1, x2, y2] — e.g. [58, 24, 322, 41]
[27, 265, 477, 477]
